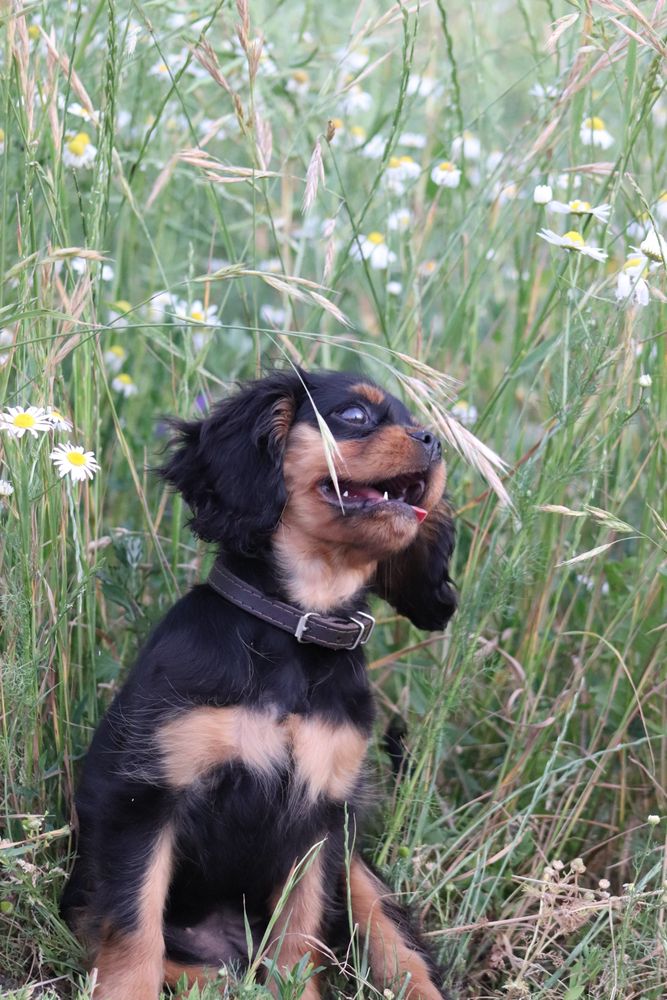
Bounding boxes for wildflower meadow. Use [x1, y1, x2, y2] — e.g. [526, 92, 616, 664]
[1, 0, 666, 997]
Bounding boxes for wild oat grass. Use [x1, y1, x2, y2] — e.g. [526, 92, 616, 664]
[0, 1, 666, 997]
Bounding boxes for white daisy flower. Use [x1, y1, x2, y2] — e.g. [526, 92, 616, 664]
[125, 19, 142, 55]
[406, 75, 442, 99]
[556, 172, 582, 192]
[343, 123, 366, 148]
[0, 478, 14, 497]
[399, 132, 426, 149]
[639, 230, 667, 263]
[616, 254, 650, 308]
[174, 300, 219, 326]
[384, 155, 420, 194]
[418, 259, 437, 279]
[0, 128, 5, 155]
[50, 443, 100, 482]
[494, 182, 519, 205]
[111, 373, 138, 397]
[548, 199, 611, 224]
[259, 304, 287, 327]
[388, 208, 412, 233]
[337, 46, 370, 72]
[108, 300, 133, 328]
[147, 291, 177, 322]
[0, 327, 14, 367]
[533, 184, 553, 204]
[192, 331, 212, 353]
[451, 400, 478, 426]
[361, 134, 386, 159]
[452, 131, 481, 160]
[530, 82, 558, 101]
[655, 192, 667, 223]
[1, 405, 52, 438]
[386, 281, 403, 296]
[349, 232, 396, 270]
[627, 214, 651, 241]
[579, 116, 614, 149]
[103, 344, 127, 372]
[45, 408, 73, 432]
[286, 70, 310, 97]
[638, 373, 652, 388]
[65, 101, 98, 124]
[486, 150, 504, 172]
[537, 229, 607, 261]
[63, 132, 97, 169]
[149, 50, 187, 80]
[258, 258, 282, 273]
[431, 161, 461, 188]
[339, 85, 373, 115]
[652, 99, 667, 129]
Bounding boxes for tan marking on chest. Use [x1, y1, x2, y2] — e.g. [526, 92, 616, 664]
[157, 707, 288, 788]
[287, 716, 368, 801]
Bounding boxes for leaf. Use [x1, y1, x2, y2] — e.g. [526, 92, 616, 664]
[557, 540, 625, 567]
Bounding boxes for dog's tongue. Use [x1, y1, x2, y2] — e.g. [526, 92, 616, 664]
[412, 506, 428, 523]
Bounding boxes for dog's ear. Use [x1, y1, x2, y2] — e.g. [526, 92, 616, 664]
[372, 501, 457, 631]
[158, 370, 306, 555]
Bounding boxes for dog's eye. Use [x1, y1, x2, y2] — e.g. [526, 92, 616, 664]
[338, 405, 369, 424]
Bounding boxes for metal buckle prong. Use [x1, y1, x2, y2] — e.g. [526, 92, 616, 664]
[348, 611, 376, 650]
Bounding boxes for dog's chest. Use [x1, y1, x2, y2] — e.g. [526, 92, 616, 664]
[156, 705, 369, 803]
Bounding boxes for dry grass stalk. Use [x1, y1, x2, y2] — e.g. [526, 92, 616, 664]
[191, 38, 235, 97]
[255, 111, 273, 170]
[39, 27, 99, 127]
[303, 137, 324, 214]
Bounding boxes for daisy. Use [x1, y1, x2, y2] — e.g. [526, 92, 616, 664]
[258, 258, 282, 273]
[286, 70, 310, 97]
[548, 199, 611, 224]
[399, 132, 426, 149]
[344, 124, 366, 148]
[418, 259, 437, 278]
[388, 208, 412, 233]
[111, 373, 138, 397]
[259, 304, 287, 327]
[361, 134, 386, 159]
[452, 131, 481, 160]
[556, 172, 582, 192]
[640, 230, 667, 263]
[537, 229, 607, 261]
[406, 75, 442, 99]
[0, 327, 14, 367]
[63, 132, 97, 169]
[339, 85, 373, 115]
[579, 116, 614, 149]
[104, 345, 127, 372]
[386, 281, 402, 296]
[337, 46, 370, 72]
[533, 184, 553, 204]
[349, 232, 396, 270]
[431, 161, 461, 188]
[655, 192, 667, 223]
[147, 291, 177, 322]
[615, 255, 650, 308]
[45, 409, 73, 432]
[0, 405, 52, 438]
[175, 300, 218, 327]
[0, 128, 5, 155]
[385, 155, 420, 194]
[149, 50, 187, 80]
[451, 400, 478, 426]
[50, 443, 100, 482]
[0, 478, 14, 497]
[65, 101, 99, 124]
[486, 150, 504, 172]
[638, 373, 652, 388]
[530, 82, 558, 101]
[108, 300, 133, 328]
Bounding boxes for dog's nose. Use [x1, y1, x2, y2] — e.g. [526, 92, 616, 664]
[408, 428, 441, 461]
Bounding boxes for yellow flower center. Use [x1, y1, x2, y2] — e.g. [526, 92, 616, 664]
[398, 155, 414, 165]
[569, 200, 591, 213]
[113, 300, 132, 313]
[157, 62, 168, 73]
[109, 345, 125, 357]
[624, 256, 644, 271]
[331, 118, 343, 130]
[67, 132, 91, 156]
[190, 310, 205, 322]
[367, 232, 385, 245]
[438, 161, 455, 171]
[28, 24, 40, 40]
[421, 260, 436, 274]
[67, 451, 86, 466]
[388, 156, 401, 169]
[13, 412, 36, 429]
[0, 128, 5, 143]
[564, 230, 584, 245]
[117, 374, 133, 385]
[659, 192, 667, 203]
[292, 70, 309, 84]
[350, 125, 366, 139]
[583, 117, 605, 131]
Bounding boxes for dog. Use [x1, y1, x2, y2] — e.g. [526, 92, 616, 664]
[61, 368, 457, 999]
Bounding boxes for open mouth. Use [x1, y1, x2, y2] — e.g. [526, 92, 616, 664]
[319, 470, 429, 521]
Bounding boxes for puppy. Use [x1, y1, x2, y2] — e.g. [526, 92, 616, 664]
[61, 369, 457, 999]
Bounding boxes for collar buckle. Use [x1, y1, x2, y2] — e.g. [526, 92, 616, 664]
[294, 611, 320, 643]
[348, 611, 376, 649]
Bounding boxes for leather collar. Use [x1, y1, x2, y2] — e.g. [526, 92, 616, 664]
[206, 559, 375, 651]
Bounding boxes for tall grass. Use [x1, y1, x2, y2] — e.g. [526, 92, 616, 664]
[0, 0, 666, 997]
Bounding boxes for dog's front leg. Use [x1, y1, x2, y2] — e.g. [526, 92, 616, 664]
[91, 824, 173, 1000]
[266, 849, 326, 1000]
[349, 856, 446, 1000]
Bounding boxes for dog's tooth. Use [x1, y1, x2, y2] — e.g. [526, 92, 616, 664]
[343, 490, 349, 498]
[383, 491, 389, 500]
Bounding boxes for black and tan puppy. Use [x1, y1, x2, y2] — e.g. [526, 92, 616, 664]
[61, 369, 457, 999]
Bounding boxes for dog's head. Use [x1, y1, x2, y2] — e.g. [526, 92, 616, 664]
[159, 369, 456, 629]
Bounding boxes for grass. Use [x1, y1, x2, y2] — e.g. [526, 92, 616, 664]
[0, 0, 666, 996]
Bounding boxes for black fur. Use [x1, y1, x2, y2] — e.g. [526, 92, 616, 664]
[62, 369, 457, 998]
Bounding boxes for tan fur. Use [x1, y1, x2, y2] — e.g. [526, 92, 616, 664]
[274, 524, 377, 611]
[157, 706, 289, 788]
[289, 717, 368, 801]
[163, 959, 216, 992]
[349, 859, 442, 1000]
[267, 851, 325, 999]
[92, 828, 173, 1000]
[350, 383, 386, 405]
